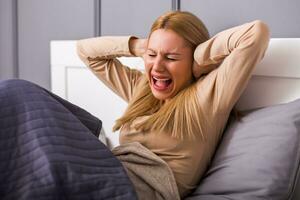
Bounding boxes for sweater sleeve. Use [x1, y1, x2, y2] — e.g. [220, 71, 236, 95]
[194, 20, 270, 113]
[76, 36, 143, 103]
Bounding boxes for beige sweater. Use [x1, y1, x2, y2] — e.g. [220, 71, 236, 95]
[77, 20, 270, 197]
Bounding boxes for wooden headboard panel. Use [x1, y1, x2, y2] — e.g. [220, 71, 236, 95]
[236, 38, 300, 110]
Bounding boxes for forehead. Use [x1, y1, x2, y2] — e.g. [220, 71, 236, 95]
[148, 29, 188, 52]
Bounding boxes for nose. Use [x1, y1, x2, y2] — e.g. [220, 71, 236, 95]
[152, 56, 165, 72]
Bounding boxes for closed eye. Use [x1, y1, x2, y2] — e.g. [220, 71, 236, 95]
[166, 57, 177, 61]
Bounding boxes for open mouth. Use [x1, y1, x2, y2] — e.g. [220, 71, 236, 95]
[152, 76, 173, 91]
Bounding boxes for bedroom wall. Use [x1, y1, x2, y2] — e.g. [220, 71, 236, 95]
[0, 0, 18, 80]
[1, 0, 299, 89]
[0, 0, 97, 89]
[180, 0, 300, 37]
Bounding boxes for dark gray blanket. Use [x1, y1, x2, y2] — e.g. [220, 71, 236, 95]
[0, 79, 137, 200]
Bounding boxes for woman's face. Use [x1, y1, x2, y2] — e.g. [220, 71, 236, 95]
[144, 29, 193, 101]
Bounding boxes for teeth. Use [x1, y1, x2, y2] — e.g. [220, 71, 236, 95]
[153, 76, 170, 81]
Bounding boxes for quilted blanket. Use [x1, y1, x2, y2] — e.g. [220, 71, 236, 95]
[0, 79, 137, 200]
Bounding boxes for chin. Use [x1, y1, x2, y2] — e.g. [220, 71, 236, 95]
[151, 90, 172, 101]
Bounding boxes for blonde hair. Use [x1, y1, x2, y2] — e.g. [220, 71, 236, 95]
[113, 11, 210, 140]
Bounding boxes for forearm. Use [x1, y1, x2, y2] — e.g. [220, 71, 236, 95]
[76, 36, 133, 66]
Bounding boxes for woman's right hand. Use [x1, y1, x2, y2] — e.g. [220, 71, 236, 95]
[129, 37, 147, 57]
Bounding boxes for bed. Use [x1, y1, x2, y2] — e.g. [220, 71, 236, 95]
[50, 38, 300, 199]
[186, 38, 300, 200]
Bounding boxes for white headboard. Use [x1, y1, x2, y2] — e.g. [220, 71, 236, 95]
[236, 38, 300, 110]
[51, 38, 300, 147]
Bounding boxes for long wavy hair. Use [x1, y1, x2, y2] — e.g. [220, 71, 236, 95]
[113, 11, 210, 140]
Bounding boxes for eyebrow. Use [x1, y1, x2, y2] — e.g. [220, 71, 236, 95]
[147, 48, 182, 56]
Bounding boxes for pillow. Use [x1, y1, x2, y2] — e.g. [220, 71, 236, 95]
[186, 98, 300, 200]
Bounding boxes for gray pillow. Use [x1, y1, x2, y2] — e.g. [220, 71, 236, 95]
[186, 98, 300, 200]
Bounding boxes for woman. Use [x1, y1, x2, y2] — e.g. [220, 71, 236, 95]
[77, 11, 270, 198]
